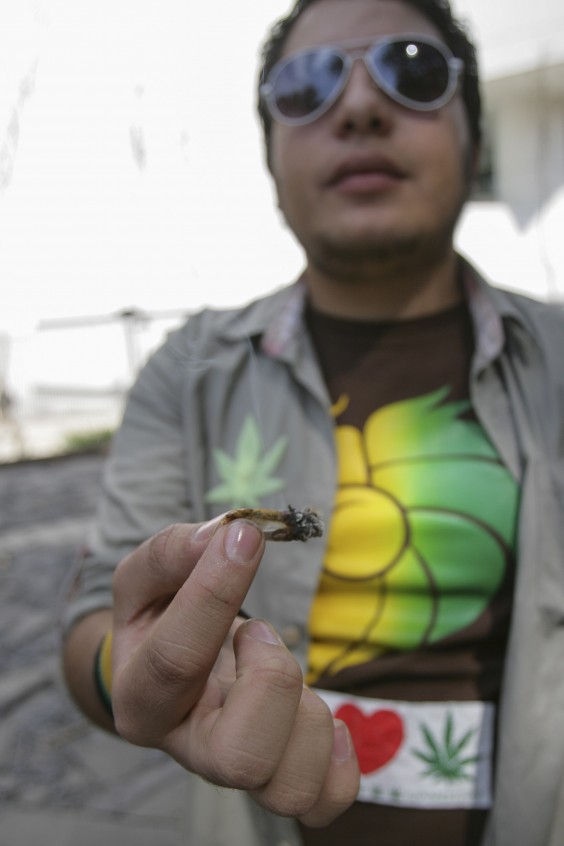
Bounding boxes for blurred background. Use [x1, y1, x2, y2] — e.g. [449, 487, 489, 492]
[1, 0, 563, 461]
[0, 2, 563, 844]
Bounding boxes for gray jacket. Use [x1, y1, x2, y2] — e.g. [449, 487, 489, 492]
[64, 262, 564, 846]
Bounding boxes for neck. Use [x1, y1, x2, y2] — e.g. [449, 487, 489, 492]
[304, 247, 462, 321]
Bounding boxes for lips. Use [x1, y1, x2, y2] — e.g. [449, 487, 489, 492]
[327, 154, 406, 190]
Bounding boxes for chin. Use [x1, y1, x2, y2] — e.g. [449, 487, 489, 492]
[316, 229, 432, 259]
[308, 227, 457, 276]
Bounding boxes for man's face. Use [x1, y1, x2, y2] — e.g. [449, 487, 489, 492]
[268, 0, 474, 275]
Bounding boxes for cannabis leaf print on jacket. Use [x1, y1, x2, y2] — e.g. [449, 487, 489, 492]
[205, 415, 287, 508]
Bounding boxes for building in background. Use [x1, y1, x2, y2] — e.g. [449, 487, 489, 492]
[454, 0, 564, 300]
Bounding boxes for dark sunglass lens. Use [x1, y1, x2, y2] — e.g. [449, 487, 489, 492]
[374, 41, 450, 103]
[272, 49, 346, 120]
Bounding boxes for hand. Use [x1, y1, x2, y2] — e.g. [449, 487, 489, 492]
[111, 519, 360, 826]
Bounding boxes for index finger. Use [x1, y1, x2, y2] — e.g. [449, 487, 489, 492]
[113, 518, 223, 621]
[111, 520, 265, 739]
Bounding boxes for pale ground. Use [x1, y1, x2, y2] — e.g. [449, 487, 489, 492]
[0, 450, 198, 846]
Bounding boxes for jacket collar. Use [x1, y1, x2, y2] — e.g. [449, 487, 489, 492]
[461, 257, 542, 373]
[221, 258, 535, 369]
[220, 277, 308, 361]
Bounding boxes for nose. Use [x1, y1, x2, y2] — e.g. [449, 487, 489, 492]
[330, 59, 394, 136]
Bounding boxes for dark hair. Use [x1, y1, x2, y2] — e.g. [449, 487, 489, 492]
[257, 0, 482, 166]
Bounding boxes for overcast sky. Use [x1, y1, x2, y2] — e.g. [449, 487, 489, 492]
[0, 0, 496, 341]
[1, 0, 303, 337]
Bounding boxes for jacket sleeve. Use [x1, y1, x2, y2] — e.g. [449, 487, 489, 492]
[61, 330, 192, 634]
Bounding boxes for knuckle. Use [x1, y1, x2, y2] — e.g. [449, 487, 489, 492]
[145, 636, 203, 689]
[299, 769, 361, 828]
[111, 695, 154, 747]
[146, 523, 186, 573]
[196, 575, 242, 618]
[301, 688, 333, 725]
[111, 533, 154, 601]
[250, 653, 304, 697]
[326, 775, 360, 811]
[113, 523, 186, 594]
[208, 744, 276, 791]
[257, 782, 321, 818]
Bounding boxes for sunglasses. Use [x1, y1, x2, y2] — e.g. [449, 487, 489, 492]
[260, 34, 464, 125]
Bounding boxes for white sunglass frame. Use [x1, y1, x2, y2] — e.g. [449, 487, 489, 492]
[260, 33, 464, 125]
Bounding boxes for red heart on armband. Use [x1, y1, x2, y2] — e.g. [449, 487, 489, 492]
[335, 704, 404, 774]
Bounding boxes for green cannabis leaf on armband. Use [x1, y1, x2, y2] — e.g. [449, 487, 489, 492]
[412, 712, 480, 782]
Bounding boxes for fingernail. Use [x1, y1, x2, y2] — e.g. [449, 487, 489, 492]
[332, 719, 353, 762]
[194, 516, 222, 542]
[223, 520, 263, 564]
[244, 619, 284, 645]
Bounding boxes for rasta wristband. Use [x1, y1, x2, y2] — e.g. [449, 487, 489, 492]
[94, 630, 113, 717]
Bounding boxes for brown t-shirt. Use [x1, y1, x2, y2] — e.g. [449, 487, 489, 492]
[298, 302, 520, 846]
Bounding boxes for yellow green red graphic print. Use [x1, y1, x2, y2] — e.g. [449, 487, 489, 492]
[306, 388, 519, 683]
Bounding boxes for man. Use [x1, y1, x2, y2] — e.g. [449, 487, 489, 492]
[62, 1, 564, 845]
